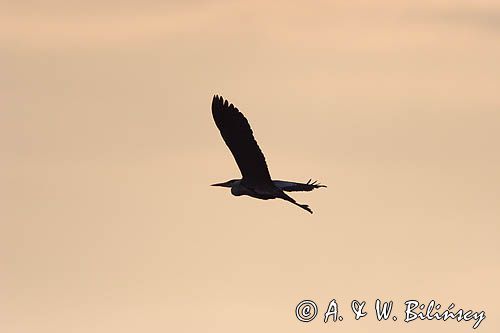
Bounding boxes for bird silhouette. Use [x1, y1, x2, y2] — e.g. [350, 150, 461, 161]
[211, 95, 326, 214]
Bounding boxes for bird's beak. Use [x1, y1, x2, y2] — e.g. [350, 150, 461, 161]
[211, 182, 225, 187]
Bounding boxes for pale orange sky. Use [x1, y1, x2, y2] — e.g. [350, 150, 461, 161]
[1, 1, 499, 332]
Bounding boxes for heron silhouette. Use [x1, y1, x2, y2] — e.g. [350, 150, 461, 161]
[211, 95, 326, 214]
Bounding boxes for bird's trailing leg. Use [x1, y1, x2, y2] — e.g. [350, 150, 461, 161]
[279, 192, 313, 214]
[273, 179, 327, 192]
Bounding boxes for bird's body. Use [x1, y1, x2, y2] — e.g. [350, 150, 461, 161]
[227, 179, 278, 199]
[211, 95, 326, 214]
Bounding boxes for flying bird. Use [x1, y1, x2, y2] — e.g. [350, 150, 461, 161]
[211, 95, 326, 214]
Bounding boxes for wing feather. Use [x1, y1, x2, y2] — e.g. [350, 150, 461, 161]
[212, 95, 272, 185]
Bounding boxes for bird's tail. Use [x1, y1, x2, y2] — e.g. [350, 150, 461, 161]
[279, 192, 313, 214]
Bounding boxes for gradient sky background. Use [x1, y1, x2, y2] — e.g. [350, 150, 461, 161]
[2, 1, 499, 332]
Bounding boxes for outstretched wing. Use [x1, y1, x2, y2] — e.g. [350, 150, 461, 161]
[273, 179, 327, 192]
[212, 95, 272, 184]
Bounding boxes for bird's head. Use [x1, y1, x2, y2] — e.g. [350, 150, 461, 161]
[210, 179, 240, 188]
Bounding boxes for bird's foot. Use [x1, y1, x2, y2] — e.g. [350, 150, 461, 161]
[306, 179, 327, 188]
